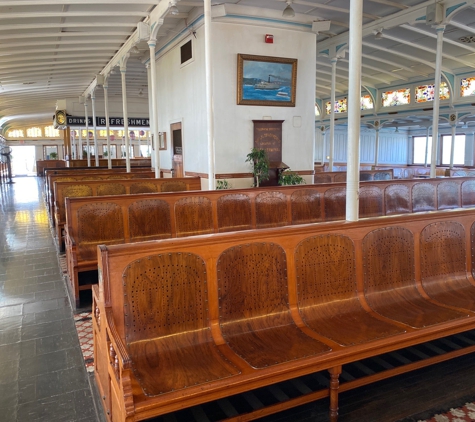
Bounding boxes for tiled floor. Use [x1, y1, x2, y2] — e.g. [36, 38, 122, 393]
[0, 177, 101, 422]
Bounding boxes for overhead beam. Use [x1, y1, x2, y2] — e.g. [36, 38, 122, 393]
[0, 11, 149, 19]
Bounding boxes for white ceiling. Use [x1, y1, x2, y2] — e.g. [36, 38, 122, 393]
[1, 0, 475, 131]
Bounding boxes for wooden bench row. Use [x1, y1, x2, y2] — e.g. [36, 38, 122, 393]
[94, 207, 475, 421]
[65, 176, 475, 307]
[313, 169, 393, 183]
[45, 168, 156, 220]
[53, 176, 202, 252]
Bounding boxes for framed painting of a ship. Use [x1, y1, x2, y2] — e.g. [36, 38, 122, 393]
[237, 54, 297, 107]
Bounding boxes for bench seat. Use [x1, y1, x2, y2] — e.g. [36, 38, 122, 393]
[95, 208, 475, 422]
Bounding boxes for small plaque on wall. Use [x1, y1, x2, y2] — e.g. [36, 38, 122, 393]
[252, 120, 284, 163]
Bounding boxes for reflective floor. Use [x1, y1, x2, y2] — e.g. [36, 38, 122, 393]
[0, 177, 100, 421]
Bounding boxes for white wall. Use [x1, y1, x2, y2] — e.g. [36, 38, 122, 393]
[154, 21, 317, 177]
[212, 22, 317, 174]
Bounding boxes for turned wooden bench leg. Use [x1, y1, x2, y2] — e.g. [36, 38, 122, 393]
[329, 366, 342, 422]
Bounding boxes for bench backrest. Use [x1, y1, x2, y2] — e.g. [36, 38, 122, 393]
[314, 169, 393, 183]
[54, 177, 201, 223]
[46, 169, 155, 213]
[99, 208, 475, 351]
[68, 177, 475, 264]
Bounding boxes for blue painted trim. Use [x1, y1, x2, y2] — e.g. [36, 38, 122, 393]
[336, 43, 347, 52]
[446, 3, 467, 17]
[416, 16, 426, 21]
[319, 48, 329, 56]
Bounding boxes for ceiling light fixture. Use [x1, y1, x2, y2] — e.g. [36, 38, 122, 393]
[282, 0, 295, 18]
[169, 1, 179, 15]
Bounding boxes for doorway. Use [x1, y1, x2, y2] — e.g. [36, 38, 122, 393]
[10, 145, 36, 176]
[171, 122, 183, 178]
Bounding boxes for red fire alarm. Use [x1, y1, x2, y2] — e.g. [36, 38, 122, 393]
[265, 34, 274, 43]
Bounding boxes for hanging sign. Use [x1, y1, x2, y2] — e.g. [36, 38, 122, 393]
[66, 116, 149, 127]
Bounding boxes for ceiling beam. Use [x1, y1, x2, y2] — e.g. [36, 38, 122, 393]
[401, 23, 475, 54]
[381, 33, 475, 68]
[0, 0, 158, 5]
[0, 31, 132, 40]
[0, 22, 137, 31]
[0, 11, 149, 19]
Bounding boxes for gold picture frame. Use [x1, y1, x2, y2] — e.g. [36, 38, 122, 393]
[237, 54, 297, 107]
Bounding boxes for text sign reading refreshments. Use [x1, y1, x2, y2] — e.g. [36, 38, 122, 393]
[67, 116, 150, 127]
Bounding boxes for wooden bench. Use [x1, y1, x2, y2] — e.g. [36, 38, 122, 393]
[45, 168, 156, 221]
[36, 159, 66, 176]
[53, 176, 201, 252]
[447, 169, 475, 177]
[65, 176, 475, 307]
[314, 169, 393, 183]
[93, 207, 475, 422]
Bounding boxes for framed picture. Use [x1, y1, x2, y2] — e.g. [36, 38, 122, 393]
[158, 132, 167, 150]
[237, 54, 297, 107]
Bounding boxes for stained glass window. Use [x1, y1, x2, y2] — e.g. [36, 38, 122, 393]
[325, 98, 347, 114]
[461, 77, 475, 97]
[360, 95, 374, 110]
[44, 126, 59, 137]
[315, 104, 320, 117]
[415, 82, 449, 103]
[7, 129, 24, 138]
[26, 127, 42, 137]
[381, 88, 410, 107]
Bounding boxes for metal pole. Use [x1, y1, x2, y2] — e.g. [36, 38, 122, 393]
[84, 99, 90, 167]
[148, 39, 160, 178]
[205, 0, 215, 190]
[374, 127, 380, 167]
[346, 0, 363, 222]
[120, 66, 130, 173]
[91, 89, 99, 167]
[450, 123, 456, 168]
[430, 25, 445, 178]
[329, 57, 337, 171]
[104, 77, 112, 169]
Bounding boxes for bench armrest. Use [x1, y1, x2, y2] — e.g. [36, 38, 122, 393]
[105, 309, 135, 417]
[105, 309, 132, 369]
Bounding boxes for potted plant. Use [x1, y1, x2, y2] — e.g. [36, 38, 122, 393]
[279, 169, 305, 186]
[49, 152, 58, 160]
[216, 180, 230, 190]
[246, 148, 269, 187]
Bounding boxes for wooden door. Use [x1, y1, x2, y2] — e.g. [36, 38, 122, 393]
[171, 122, 183, 178]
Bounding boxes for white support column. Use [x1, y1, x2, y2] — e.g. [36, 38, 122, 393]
[205, 0, 215, 190]
[120, 60, 130, 173]
[430, 25, 445, 178]
[78, 127, 83, 159]
[346, 0, 363, 222]
[71, 130, 76, 159]
[374, 125, 380, 167]
[91, 88, 99, 167]
[449, 123, 456, 169]
[465, 132, 475, 167]
[84, 99, 90, 167]
[148, 39, 160, 178]
[424, 125, 430, 167]
[104, 75, 112, 169]
[329, 57, 338, 171]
